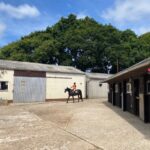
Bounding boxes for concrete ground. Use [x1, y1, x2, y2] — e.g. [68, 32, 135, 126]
[0, 99, 150, 150]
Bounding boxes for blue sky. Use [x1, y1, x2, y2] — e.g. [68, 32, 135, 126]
[0, 0, 150, 47]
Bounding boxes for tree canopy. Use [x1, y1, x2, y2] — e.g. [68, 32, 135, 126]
[0, 14, 150, 73]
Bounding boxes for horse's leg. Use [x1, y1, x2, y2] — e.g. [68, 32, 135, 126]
[82, 95, 83, 102]
[67, 95, 70, 103]
[80, 94, 83, 102]
[80, 92, 83, 102]
[78, 94, 79, 102]
[72, 96, 74, 103]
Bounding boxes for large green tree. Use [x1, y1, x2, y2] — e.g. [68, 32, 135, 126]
[0, 14, 150, 73]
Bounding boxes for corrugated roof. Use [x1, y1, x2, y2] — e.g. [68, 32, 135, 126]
[0, 59, 85, 74]
[86, 72, 112, 79]
[103, 57, 150, 82]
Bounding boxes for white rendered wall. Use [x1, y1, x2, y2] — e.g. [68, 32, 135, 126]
[46, 73, 86, 99]
[87, 79, 109, 99]
[0, 70, 14, 100]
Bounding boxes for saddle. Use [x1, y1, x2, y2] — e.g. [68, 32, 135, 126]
[71, 90, 77, 94]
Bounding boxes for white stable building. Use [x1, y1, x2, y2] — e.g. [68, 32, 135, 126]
[86, 73, 112, 99]
[0, 59, 86, 103]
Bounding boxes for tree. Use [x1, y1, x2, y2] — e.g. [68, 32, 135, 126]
[0, 14, 150, 73]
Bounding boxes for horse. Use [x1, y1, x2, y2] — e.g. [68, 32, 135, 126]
[64, 87, 83, 103]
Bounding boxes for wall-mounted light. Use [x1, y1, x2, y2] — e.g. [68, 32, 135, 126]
[99, 82, 102, 87]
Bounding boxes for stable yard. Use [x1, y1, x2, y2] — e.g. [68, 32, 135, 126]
[0, 99, 150, 150]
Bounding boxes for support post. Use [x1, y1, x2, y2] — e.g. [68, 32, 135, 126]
[139, 77, 145, 121]
[121, 81, 125, 111]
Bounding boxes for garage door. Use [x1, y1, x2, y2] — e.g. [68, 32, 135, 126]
[13, 77, 46, 103]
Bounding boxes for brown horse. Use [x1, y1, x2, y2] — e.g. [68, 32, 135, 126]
[64, 87, 83, 103]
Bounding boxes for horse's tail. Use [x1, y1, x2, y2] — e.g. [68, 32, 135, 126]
[80, 90, 83, 100]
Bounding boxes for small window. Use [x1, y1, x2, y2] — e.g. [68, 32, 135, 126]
[0, 82, 8, 91]
[126, 82, 132, 93]
[115, 84, 119, 93]
[147, 81, 150, 95]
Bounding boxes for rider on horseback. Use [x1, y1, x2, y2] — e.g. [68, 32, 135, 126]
[71, 82, 77, 93]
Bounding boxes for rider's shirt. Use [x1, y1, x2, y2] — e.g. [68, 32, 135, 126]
[71, 84, 76, 91]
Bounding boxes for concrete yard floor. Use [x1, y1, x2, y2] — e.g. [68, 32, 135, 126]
[0, 99, 150, 150]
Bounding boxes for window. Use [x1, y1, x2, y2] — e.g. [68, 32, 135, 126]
[126, 82, 132, 93]
[115, 84, 119, 93]
[0, 82, 8, 91]
[147, 81, 150, 95]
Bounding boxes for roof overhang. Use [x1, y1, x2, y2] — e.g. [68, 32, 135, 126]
[103, 57, 150, 83]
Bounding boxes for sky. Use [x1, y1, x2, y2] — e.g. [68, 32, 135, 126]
[0, 0, 150, 47]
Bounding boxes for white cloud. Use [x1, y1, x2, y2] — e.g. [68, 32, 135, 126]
[102, 0, 150, 23]
[77, 12, 87, 19]
[134, 26, 150, 35]
[0, 23, 6, 36]
[0, 2, 40, 19]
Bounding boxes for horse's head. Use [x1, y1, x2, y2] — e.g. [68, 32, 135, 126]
[64, 87, 70, 93]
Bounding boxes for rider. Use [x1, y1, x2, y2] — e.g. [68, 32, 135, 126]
[71, 82, 77, 93]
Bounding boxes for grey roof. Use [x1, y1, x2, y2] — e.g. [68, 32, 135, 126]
[103, 57, 150, 82]
[0, 59, 85, 74]
[86, 72, 112, 80]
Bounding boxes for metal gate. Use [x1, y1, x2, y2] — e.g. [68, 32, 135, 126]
[13, 77, 46, 103]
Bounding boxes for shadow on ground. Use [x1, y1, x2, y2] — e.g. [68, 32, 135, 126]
[103, 101, 150, 140]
